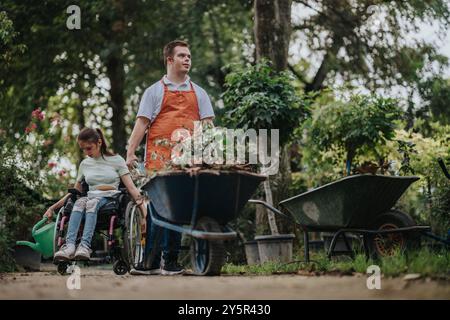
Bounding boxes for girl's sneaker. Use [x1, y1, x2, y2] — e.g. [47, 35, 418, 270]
[74, 244, 92, 260]
[54, 244, 76, 262]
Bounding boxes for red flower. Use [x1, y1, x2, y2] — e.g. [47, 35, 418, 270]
[58, 169, 66, 176]
[48, 162, 57, 169]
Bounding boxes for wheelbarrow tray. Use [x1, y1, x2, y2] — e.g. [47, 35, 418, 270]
[279, 174, 419, 230]
[142, 170, 266, 225]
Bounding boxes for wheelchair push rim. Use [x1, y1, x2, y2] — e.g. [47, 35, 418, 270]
[123, 201, 145, 271]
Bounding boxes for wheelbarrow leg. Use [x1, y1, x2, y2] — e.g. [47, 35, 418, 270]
[327, 230, 343, 259]
[327, 230, 357, 259]
[362, 234, 371, 261]
[303, 231, 310, 263]
[342, 233, 354, 259]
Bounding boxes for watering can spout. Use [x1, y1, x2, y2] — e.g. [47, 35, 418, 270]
[16, 240, 40, 252]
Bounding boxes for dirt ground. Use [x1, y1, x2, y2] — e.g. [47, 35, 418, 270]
[0, 264, 448, 300]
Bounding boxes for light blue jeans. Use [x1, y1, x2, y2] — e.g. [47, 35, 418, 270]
[65, 197, 109, 248]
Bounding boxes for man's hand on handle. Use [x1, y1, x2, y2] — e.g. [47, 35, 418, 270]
[126, 154, 139, 169]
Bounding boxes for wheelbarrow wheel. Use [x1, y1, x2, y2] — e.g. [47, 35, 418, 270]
[369, 210, 420, 258]
[190, 217, 226, 276]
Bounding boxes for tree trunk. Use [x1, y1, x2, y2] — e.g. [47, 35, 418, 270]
[76, 88, 86, 166]
[106, 54, 127, 156]
[209, 15, 226, 88]
[254, 0, 292, 235]
[254, 0, 292, 72]
[346, 148, 355, 176]
[104, 0, 127, 156]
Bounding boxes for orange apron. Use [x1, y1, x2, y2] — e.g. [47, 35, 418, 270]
[145, 79, 200, 171]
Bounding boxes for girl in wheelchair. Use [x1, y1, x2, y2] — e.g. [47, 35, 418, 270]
[44, 127, 146, 261]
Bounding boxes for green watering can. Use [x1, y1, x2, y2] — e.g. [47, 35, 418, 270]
[14, 217, 55, 270]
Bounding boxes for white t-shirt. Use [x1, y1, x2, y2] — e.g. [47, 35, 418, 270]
[136, 75, 215, 123]
[76, 155, 130, 198]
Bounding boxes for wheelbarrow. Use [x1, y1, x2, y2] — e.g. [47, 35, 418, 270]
[141, 169, 266, 275]
[250, 174, 446, 261]
[14, 216, 55, 271]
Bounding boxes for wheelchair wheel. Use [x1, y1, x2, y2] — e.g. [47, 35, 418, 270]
[113, 260, 129, 275]
[123, 201, 145, 270]
[53, 208, 65, 255]
[190, 217, 226, 276]
[57, 262, 69, 275]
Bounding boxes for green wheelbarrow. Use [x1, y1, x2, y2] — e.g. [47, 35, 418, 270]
[14, 216, 55, 270]
[250, 174, 435, 261]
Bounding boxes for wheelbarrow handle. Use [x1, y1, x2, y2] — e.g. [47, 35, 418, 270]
[438, 158, 450, 180]
[248, 199, 295, 223]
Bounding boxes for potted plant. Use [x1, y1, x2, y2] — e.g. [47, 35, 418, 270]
[222, 61, 309, 263]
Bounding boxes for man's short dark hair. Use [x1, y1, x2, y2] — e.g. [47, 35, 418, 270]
[163, 40, 189, 67]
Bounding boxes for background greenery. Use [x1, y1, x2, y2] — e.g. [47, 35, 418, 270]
[1, 0, 449, 271]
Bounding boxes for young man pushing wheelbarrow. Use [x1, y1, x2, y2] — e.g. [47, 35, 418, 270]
[126, 40, 215, 275]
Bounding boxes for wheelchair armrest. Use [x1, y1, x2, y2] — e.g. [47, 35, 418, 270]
[67, 188, 82, 202]
[68, 188, 82, 196]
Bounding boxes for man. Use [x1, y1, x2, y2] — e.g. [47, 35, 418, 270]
[126, 40, 214, 275]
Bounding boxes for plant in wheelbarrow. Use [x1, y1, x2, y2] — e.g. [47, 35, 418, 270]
[221, 61, 311, 264]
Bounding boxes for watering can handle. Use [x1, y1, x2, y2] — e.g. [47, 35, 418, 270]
[32, 217, 48, 234]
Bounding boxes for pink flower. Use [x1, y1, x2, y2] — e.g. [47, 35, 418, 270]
[31, 108, 44, 121]
[58, 169, 66, 176]
[50, 113, 61, 126]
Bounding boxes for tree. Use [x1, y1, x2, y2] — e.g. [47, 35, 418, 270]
[253, 0, 301, 235]
[222, 61, 309, 235]
[418, 76, 450, 125]
[303, 93, 402, 175]
[291, 0, 450, 92]
[0, 0, 253, 157]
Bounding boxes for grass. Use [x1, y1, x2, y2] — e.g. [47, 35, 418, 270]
[221, 248, 450, 279]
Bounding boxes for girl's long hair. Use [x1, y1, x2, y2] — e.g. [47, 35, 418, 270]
[77, 127, 115, 159]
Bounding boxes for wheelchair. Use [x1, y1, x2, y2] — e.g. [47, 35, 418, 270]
[53, 180, 146, 275]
